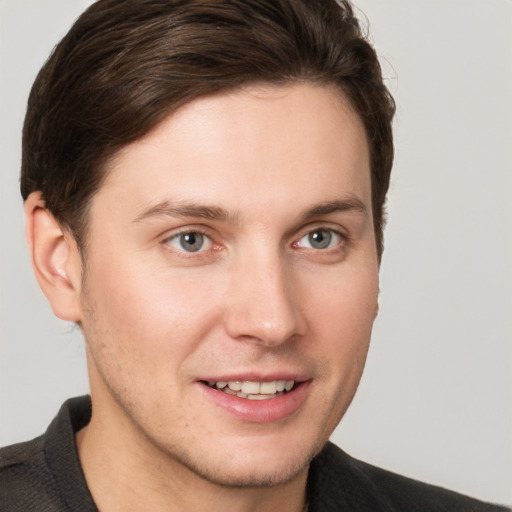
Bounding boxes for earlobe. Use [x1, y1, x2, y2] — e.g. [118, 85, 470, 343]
[24, 191, 83, 322]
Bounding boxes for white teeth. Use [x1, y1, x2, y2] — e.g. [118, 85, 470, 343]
[227, 381, 242, 391]
[241, 381, 260, 394]
[260, 381, 277, 394]
[247, 394, 278, 400]
[276, 380, 286, 392]
[210, 379, 296, 397]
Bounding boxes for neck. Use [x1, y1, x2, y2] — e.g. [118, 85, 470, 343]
[76, 403, 309, 512]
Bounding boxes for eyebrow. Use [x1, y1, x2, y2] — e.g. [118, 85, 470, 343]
[132, 196, 368, 224]
[132, 200, 239, 224]
[300, 197, 368, 221]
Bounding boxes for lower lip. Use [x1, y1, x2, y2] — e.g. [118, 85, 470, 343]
[198, 381, 311, 423]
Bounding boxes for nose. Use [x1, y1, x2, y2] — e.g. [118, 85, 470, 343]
[223, 252, 307, 347]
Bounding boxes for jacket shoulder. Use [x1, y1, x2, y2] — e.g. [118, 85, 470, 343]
[309, 442, 510, 512]
[0, 437, 64, 511]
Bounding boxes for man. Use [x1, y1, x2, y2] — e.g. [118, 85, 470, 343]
[0, 0, 509, 510]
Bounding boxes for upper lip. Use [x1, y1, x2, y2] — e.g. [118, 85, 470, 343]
[198, 372, 310, 383]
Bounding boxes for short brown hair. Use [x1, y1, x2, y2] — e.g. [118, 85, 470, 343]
[21, 0, 395, 258]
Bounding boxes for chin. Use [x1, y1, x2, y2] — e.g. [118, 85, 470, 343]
[166, 436, 321, 489]
[184, 457, 312, 489]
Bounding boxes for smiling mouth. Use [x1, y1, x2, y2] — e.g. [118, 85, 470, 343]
[203, 380, 297, 400]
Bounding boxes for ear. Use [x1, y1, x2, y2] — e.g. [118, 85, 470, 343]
[24, 191, 83, 322]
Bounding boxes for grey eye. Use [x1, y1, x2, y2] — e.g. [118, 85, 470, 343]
[167, 232, 212, 252]
[308, 230, 332, 249]
[298, 229, 340, 250]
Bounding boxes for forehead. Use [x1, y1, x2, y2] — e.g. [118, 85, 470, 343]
[96, 83, 371, 223]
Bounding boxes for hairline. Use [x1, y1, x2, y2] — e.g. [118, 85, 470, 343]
[70, 78, 378, 261]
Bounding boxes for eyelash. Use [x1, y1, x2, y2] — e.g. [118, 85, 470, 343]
[294, 228, 345, 251]
[162, 228, 216, 256]
[161, 226, 347, 257]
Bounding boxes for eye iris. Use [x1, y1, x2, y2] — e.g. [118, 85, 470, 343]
[180, 233, 204, 252]
[308, 230, 332, 249]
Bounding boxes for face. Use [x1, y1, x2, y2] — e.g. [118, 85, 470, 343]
[77, 83, 379, 488]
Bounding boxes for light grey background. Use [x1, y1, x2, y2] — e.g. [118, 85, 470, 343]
[1, 0, 511, 505]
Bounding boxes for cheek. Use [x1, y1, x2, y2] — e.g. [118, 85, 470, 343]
[304, 265, 378, 341]
[80, 253, 225, 366]
[298, 272, 377, 442]
[299, 263, 378, 400]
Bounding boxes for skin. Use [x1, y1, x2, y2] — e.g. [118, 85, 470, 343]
[26, 83, 379, 512]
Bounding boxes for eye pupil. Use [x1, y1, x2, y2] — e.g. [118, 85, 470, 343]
[308, 230, 332, 249]
[180, 233, 204, 252]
